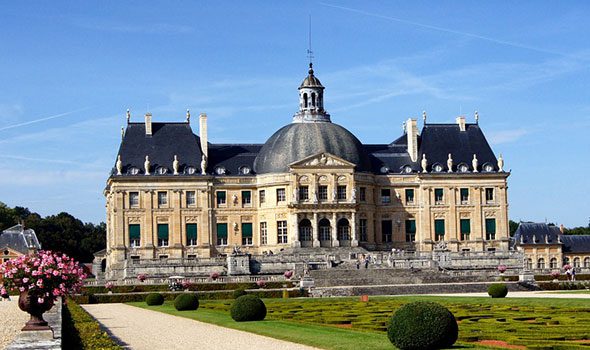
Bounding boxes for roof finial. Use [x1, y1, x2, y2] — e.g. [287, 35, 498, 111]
[307, 14, 314, 73]
[475, 110, 479, 124]
[121, 127, 125, 140]
[126, 109, 130, 124]
[186, 109, 191, 123]
[422, 110, 427, 123]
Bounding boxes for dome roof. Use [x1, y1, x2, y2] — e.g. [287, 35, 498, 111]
[253, 122, 372, 174]
[299, 64, 324, 88]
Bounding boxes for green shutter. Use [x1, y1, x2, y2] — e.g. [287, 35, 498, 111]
[186, 224, 197, 240]
[405, 220, 416, 234]
[242, 191, 251, 200]
[435, 189, 443, 198]
[157, 224, 169, 239]
[405, 189, 414, 201]
[217, 223, 228, 238]
[460, 219, 471, 234]
[460, 188, 469, 199]
[486, 219, 496, 234]
[434, 219, 445, 235]
[242, 223, 253, 237]
[129, 224, 140, 239]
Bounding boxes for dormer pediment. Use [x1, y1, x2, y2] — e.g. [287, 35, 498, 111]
[289, 152, 356, 169]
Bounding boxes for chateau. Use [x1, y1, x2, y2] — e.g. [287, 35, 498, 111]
[102, 64, 511, 280]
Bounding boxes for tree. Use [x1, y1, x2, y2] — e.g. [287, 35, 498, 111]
[509, 220, 519, 237]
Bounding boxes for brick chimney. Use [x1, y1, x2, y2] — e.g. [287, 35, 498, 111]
[456, 116, 466, 131]
[199, 113, 208, 159]
[406, 118, 418, 162]
[145, 112, 152, 136]
[559, 224, 565, 234]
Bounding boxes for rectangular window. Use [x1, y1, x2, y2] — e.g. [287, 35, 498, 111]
[130, 256, 140, 264]
[405, 219, 416, 242]
[299, 186, 309, 201]
[129, 224, 140, 247]
[277, 220, 288, 244]
[460, 219, 470, 240]
[260, 222, 267, 245]
[434, 188, 444, 204]
[187, 254, 197, 260]
[157, 224, 169, 247]
[382, 220, 392, 243]
[186, 223, 197, 246]
[405, 189, 414, 204]
[216, 191, 226, 206]
[359, 219, 368, 242]
[242, 191, 251, 205]
[318, 186, 328, 201]
[485, 188, 495, 203]
[216, 223, 228, 245]
[434, 219, 445, 241]
[242, 223, 253, 245]
[460, 188, 469, 204]
[259, 190, 265, 204]
[129, 192, 139, 208]
[337, 185, 347, 200]
[186, 191, 196, 206]
[381, 189, 391, 204]
[157, 191, 168, 207]
[276, 188, 286, 202]
[485, 218, 496, 240]
[359, 187, 366, 202]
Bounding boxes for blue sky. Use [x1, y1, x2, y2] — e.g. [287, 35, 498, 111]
[0, 1, 588, 227]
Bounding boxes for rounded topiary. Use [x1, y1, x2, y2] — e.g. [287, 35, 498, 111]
[232, 288, 247, 299]
[145, 293, 164, 306]
[387, 301, 458, 350]
[230, 295, 267, 322]
[488, 283, 509, 298]
[174, 293, 199, 311]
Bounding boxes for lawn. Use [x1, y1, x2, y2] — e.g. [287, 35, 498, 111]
[130, 295, 590, 349]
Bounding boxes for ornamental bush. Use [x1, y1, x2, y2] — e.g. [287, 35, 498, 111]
[387, 301, 458, 350]
[232, 288, 247, 299]
[145, 293, 164, 306]
[488, 283, 509, 298]
[230, 295, 267, 322]
[174, 293, 199, 311]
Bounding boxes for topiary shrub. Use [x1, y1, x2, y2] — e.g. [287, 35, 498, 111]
[488, 283, 509, 298]
[145, 293, 164, 306]
[230, 295, 267, 322]
[232, 288, 247, 299]
[174, 293, 199, 311]
[387, 301, 458, 350]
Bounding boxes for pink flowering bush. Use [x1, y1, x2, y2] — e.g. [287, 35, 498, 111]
[563, 264, 572, 271]
[137, 273, 147, 282]
[550, 271, 560, 279]
[284, 270, 293, 279]
[497, 265, 507, 273]
[181, 280, 192, 290]
[256, 280, 266, 288]
[105, 282, 114, 291]
[209, 272, 220, 280]
[0, 251, 86, 304]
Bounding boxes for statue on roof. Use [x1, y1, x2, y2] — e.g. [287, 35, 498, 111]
[116, 155, 123, 175]
[200, 155, 207, 175]
[421, 154, 428, 173]
[144, 156, 151, 175]
[447, 153, 453, 173]
[472, 154, 478, 173]
[173, 155, 179, 175]
[497, 154, 504, 172]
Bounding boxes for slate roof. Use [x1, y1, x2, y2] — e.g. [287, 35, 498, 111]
[561, 235, 590, 253]
[512, 222, 562, 246]
[0, 224, 41, 254]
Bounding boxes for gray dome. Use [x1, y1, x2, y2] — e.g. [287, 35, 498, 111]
[254, 122, 372, 174]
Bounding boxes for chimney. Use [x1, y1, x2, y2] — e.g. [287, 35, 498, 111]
[559, 224, 565, 234]
[199, 113, 208, 159]
[145, 113, 152, 136]
[406, 118, 418, 162]
[456, 116, 466, 131]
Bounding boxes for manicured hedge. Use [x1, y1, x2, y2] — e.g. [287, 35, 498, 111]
[62, 300, 122, 350]
[232, 288, 248, 299]
[230, 295, 267, 322]
[488, 283, 509, 298]
[534, 274, 590, 282]
[538, 281, 590, 290]
[174, 293, 199, 311]
[145, 293, 164, 305]
[82, 281, 292, 294]
[387, 301, 458, 350]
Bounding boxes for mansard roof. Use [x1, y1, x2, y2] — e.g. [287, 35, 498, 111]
[0, 224, 41, 254]
[561, 235, 590, 254]
[513, 222, 562, 246]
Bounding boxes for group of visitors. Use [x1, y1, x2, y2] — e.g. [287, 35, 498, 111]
[356, 254, 372, 269]
[565, 267, 577, 281]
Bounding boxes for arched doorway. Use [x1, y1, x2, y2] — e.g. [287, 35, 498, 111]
[319, 218, 331, 247]
[299, 219, 312, 247]
[101, 259, 107, 273]
[337, 218, 351, 246]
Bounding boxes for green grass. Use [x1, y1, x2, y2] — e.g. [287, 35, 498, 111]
[542, 290, 590, 294]
[130, 295, 590, 350]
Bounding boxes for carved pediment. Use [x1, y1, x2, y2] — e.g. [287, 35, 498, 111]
[289, 153, 356, 169]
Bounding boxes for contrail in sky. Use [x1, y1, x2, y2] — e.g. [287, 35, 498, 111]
[0, 107, 93, 132]
[320, 3, 579, 59]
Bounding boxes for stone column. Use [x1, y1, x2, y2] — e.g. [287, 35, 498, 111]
[474, 187, 484, 242]
[331, 212, 339, 247]
[172, 190, 183, 251]
[291, 212, 301, 248]
[143, 190, 154, 248]
[351, 211, 358, 247]
[420, 187, 433, 251]
[312, 212, 320, 247]
[449, 187, 458, 242]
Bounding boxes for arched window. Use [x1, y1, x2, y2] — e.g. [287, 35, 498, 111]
[564, 257, 570, 266]
[537, 258, 545, 269]
[303, 93, 308, 108]
[311, 92, 316, 107]
[573, 257, 581, 268]
[319, 218, 331, 241]
[525, 258, 533, 270]
[337, 218, 350, 241]
[584, 257, 590, 268]
[299, 219, 312, 241]
[550, 257, 558, 269]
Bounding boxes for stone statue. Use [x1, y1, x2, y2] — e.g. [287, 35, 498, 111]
[472, 154, 479, 173]
[144, 155, 151, 175]
[126, 109, 130, 123]
[311, 188, 318, 203]
[200, 155, 207, 175]
[447, 153, 453, 172]
[186, 109, 191, 123]
[116, 155, 123, 175]
[292, 188, 298, 202]
[232, 194, 238, 205]
[474, 110, 479, 124]
[421, 154, 428, 173]
[332, 188, 337, 201]
[121, 127, 125, 139]
[422, 110, 427, 123]
[173, 155, 179, 175]
[351, 187, 357, 202]
[497, 154, 504, 172]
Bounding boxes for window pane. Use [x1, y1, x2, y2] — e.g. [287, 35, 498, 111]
[129, 224, 141, 239]
[259, 190, 265, 203]
[405, 189, 414, 203]
[217, 223, 228, 238]
[186, 191, 196, 206]
[382, 220, 392, 242]
[242, 191, 251, 204]
[460, 188, 469, 202]
[359, 187, 366, 201]
[217, 191, 226, 205]
[242, 223, 253, 237]
[434, 219, 445, 235]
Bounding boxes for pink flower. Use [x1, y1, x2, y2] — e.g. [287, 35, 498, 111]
[284, 270, 293, 279]
[37, 297, 44, 304]
[22, 277, 29, 283]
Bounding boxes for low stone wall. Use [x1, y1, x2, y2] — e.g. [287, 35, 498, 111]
[6, 298, 62, 350]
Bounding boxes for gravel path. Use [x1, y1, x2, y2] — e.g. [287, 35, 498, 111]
[429, 291, 590, 299]
[0, 299, 29, 350]
[83, 303, 319, 350]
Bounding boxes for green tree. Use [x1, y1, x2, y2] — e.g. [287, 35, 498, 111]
[509, 220, 519, 237]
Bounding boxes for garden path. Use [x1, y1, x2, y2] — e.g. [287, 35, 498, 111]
[429, 291, 590, 299]
[0, 299, 29, 350]
[83, 303, 320, 350]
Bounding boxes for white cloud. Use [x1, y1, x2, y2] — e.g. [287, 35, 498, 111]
[488, 129, 529, 145]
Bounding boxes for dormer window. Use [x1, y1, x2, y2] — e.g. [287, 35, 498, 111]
[483, 163, 494, 172]
[156, 167, 167, 175]
[402, 165, 412, 174]
[239, 166, 251, 175]
[432, 163, 444, 173]
[457, 163, 469, 173]
[128, 167, 140, 175]
[185, 166, 196, 175]
[380, 166, 389, 174]
[215, 166, 226, 175]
